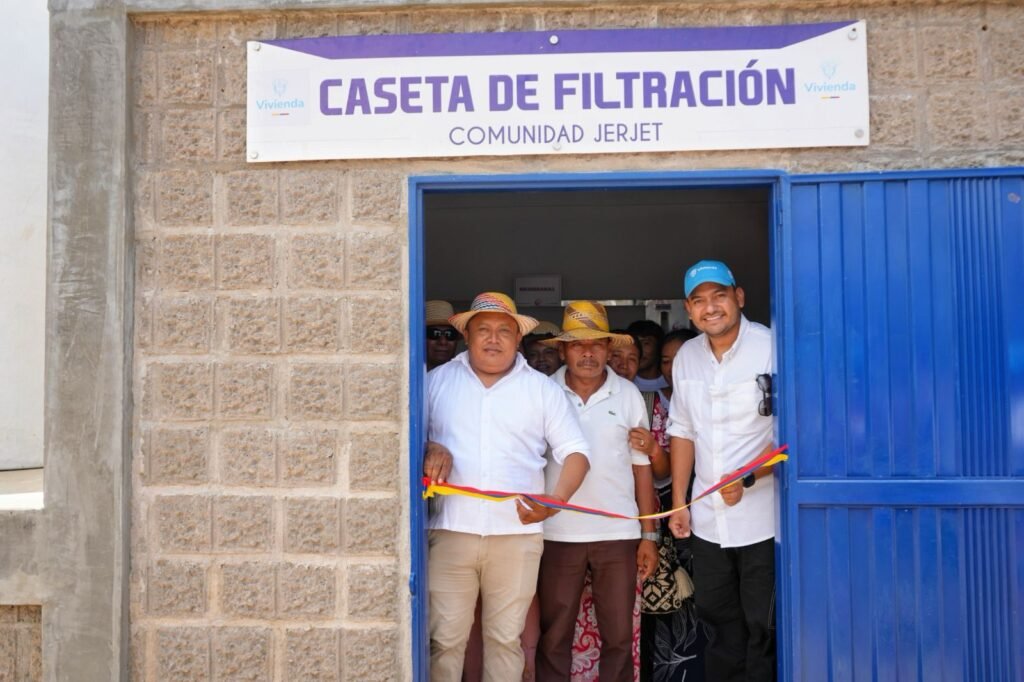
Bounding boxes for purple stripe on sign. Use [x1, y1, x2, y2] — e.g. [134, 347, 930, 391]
[263, 22, 856, 60]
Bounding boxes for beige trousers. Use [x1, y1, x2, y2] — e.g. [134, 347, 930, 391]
[428, 530, 544, 682]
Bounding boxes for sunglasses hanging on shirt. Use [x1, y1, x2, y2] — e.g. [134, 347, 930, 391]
[756, 373, 773, 416]
[427, 326, 458, 341]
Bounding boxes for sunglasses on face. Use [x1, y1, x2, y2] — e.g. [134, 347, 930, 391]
[756, 373, 773, 417]
[427, 327, 457, 341]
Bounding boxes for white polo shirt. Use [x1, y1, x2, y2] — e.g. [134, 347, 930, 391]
[666, 316, 775, 548]
[544, 367, 650, 543]
[427, 351, 590, 536]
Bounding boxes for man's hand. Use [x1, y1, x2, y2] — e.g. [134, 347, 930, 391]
[637, 540, 658, 581]
[422, 441, 453, 485]
[719, 475, 743, 507]
[515, 495, 560, 525]
[668, 507, 691, 538]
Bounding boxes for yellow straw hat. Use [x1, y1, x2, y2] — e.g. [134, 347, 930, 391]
[542, 301, 634, 347]
[448, 292, 539, 336]
[425, 300, 455, 327]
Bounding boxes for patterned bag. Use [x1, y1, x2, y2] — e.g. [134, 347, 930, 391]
[641, 534, 694, 615]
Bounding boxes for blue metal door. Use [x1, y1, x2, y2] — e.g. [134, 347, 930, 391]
[777, 170, 1024, 681]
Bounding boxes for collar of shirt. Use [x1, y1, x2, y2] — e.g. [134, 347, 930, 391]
[699, 314, 751, 365]
[553, 365, 620, 408]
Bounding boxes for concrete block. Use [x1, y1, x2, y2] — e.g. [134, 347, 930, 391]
[285, 628, 340, 681]
[351, 169, 402, 225]
[868, 29, 919, 85]
[925, 88, 994, 150]
[348, 430, 400, 493]
[0, 629, 12, 680]
[346, 294, 402, 354]
[921, 27, 979, 81]
[135, 49, 158, 107]
[993, 89, 1024, 144]
[217, 234, 276, 290]
[346, 232, 402, 289]
[160, 17, 218, 46]
[337, 13, 397, 36]
[401, 9, 468, 34]
[341, 627, 398, 681]
[137, 233, 159, 292]
[591, 7, 656, 28]
[285, 296, 343, 353]
[219, 562, 276, 619]
[136, 111, 159, 165]
[137, 294, 154, 351]
[135, 170, 156, 231]
[288, 363, 344, 421]
[342, 497, 398, 556]
[989, 29, 1024, 81]
[918, 3, 983, 25]
[154, 295, 214, 352]
[288, 234, 345, 289]
[146, 427, 210, 485]
[222, 297, 281, 353]
[159, 51, 215, 105]
[345, 562, 398, 621]
[281, 13, 339, 38]
[0, 606, 14, 622]
[153, 495, 212, 552]
[345, 363, 400, 420]
[160, 234, 215, 290]
[162, 109, 217, 162]
[156, 170, 214, 227]
[869, 94, 919, 150]
[130, 628, 146, 682]
[278, 563, 336, 618]
[218, 109, 248, 162]
[212, 627, 272, 682]
[156, 628, 211, 682]
[219, 428, 277, 486]
[281, 429, 338, 486]
[282, 169, 340, 225]
[217, 47, 247, 108]
[148, 559, 207, 616]
[539, 9, 593, 30]
[216, 362, 276, 420]
[213, 496, 274, 551]
[16, 607, 40, 624]
[16, 625, 42, 682]
[226, 170, 279, 226]
[284, 498, 340, 553]
[147, 362, 214, 420]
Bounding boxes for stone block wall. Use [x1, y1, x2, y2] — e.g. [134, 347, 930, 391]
[0, 606, 42, 681]
[129, 2, 1024, 680]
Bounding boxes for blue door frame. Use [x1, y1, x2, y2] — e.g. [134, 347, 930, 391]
[408, 169, 789, 681]
[408, 166, 1024, 681]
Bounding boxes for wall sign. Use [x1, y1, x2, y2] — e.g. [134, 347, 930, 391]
[247, 21, 869, 161]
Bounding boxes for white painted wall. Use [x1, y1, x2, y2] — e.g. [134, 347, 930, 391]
[0, 2, 47, 469]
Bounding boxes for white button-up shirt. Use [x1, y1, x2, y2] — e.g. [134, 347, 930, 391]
[544, 367, 650, 543]
[427, 351, 590, 536]
[666, 316, 774, 548]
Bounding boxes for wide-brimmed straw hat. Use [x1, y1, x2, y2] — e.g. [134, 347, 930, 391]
[448, 292, 539, 336]
[425, 300, 455, 327]
[542, 301, 634, 347]
[528, 321, 562, 337]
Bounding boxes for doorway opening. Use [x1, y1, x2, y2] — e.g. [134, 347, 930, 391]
[409, 171, 782, 681]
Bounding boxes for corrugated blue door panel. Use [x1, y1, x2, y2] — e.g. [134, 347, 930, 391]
[782, 170, 1024, 682]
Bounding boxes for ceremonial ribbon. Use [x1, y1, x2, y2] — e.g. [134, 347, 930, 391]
[422, 444, 789, 520]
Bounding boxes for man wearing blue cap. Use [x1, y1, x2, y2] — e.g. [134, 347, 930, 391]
[666, 260, 778, 681]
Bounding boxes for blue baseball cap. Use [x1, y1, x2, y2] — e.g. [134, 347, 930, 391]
[684, 260, 736, 298]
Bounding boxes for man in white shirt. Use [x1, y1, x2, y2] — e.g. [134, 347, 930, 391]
[667, 261, 777, 682]
[534, 301, 659, 681]
[422, 292, 591, 682]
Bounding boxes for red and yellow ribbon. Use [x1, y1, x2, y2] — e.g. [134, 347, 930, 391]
[422, 444, 789, 520]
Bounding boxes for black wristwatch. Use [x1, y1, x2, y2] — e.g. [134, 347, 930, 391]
[742, 473, 757, 488]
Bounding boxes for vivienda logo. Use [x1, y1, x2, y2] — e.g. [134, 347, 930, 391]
[256, 78, 306, 115]
[804, 58, 856, 98]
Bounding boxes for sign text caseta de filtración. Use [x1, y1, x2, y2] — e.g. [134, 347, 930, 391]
[318, 63, 795, 147]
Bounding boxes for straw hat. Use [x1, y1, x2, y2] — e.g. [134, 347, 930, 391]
[448, 292, 539, 336]
[529, 321, 562, 337]
[425, 300, 455, 327]
[542, 301, 634, 347]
